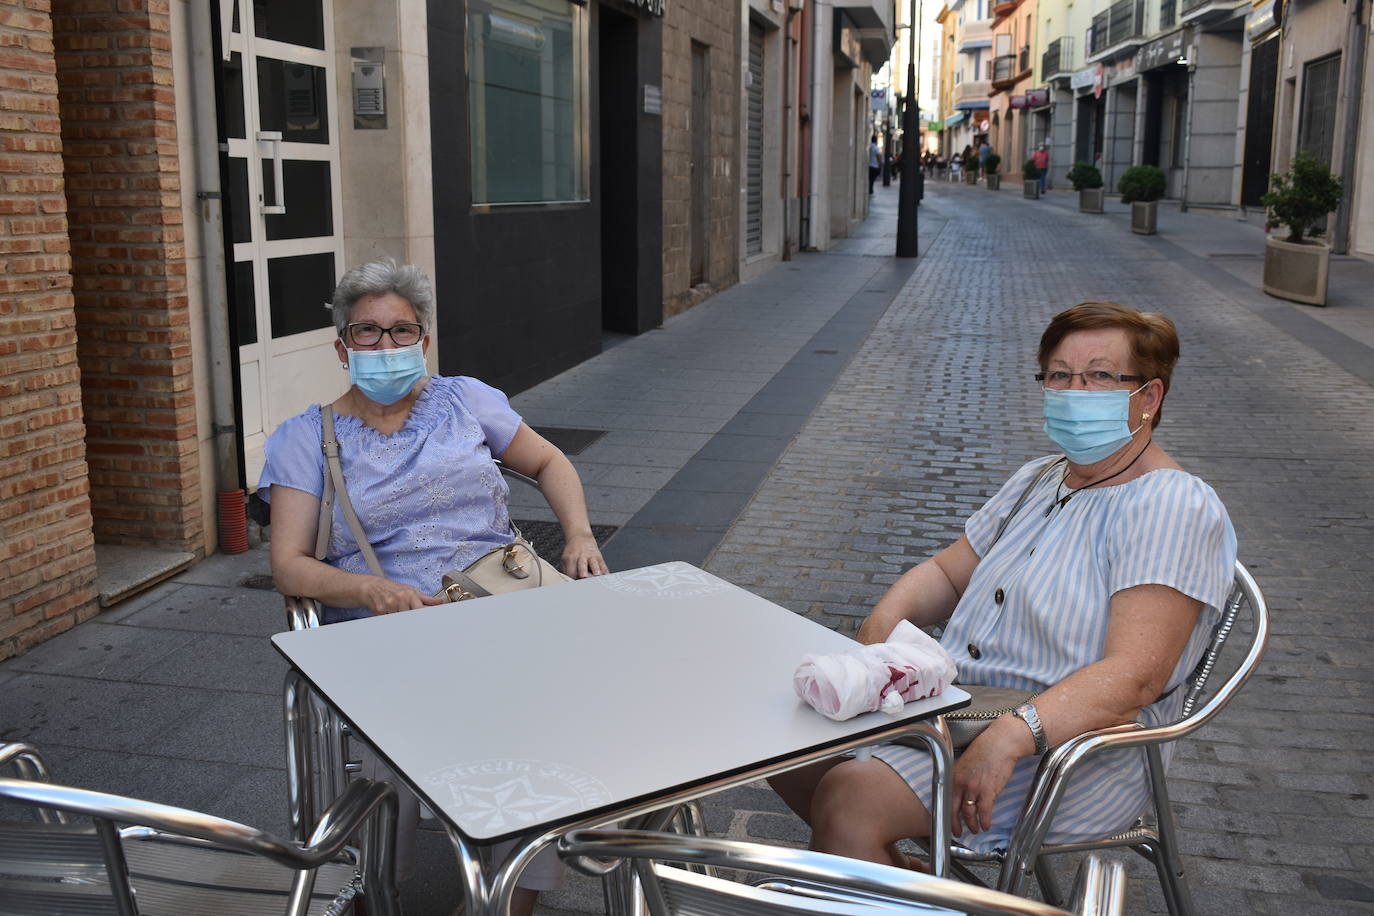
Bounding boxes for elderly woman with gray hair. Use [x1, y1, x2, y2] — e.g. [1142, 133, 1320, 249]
[264, 257, 607, 619]
[260, 258, 606, 911]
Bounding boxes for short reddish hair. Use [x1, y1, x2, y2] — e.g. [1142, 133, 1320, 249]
[1037, 302, 1179, 428]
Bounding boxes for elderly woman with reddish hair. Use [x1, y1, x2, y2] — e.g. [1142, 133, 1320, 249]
[771, 302, 1237, 867]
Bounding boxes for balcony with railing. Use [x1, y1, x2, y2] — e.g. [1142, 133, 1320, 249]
[992, 54, 1018, 84]
[1041, 35, 1074, 79]
[990, 47, 1031, 90]
[1088, 0, 1146, 59]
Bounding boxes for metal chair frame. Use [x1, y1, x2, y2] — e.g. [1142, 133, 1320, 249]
[558, 828, 1127, 916]
[926, 560, 1268, 916]
[0, 742, 400, 916]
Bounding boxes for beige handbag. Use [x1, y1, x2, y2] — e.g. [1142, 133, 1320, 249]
[434, 538, 570, 602]
[317, 406, 570, 604]
[944, 686, 1040, 749]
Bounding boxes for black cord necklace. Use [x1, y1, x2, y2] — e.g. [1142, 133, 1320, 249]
[1046, 440, 1152, 516]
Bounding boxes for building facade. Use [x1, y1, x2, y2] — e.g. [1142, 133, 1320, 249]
[663, 0, 738, 315]
[1024, 0, 1368, 256]
[2, 0, 896, 658]
[988, 0, 1037, 177]
[946, 0, 994, 153]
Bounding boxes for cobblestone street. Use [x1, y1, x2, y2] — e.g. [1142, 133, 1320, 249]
[4, 178, 1371, 915]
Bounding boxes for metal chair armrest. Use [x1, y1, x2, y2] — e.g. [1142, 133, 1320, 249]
[754, 856, 1125, 916]
[559, 829, 1086, 916]
[0, 743, 53, 781]
[0, 775, 395, 872]
[0, 743, 66, 824]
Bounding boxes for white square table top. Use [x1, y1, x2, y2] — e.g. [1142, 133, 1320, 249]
[272, 562, 968, 844]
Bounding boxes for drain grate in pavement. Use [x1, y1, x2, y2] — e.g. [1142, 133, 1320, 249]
[242, 574, 276, 590]
[513, 520, 618, 562]
[812, 349, 840, 355]
[533, 426, 606, 456]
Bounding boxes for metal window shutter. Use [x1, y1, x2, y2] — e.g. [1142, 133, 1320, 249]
[746, 23, 765, 256]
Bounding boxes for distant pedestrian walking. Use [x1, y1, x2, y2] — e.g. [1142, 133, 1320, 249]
[979, 142, 993, 173]
[1033, 144, 1050, 194]
[869, 135, 881, 195]
[950, 153, 962, 181]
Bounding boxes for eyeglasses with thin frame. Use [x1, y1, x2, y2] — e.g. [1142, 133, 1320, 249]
[1035, 370, 1145, 391]
[342, 322, 424, 347]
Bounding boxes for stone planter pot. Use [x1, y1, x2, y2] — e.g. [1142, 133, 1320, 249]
[965, 171, 978, 185]
[1023, 179, 1039, 199]
[1079, 188, 1104, 213]
[1130, 200, 1158, 235]
[986, 174, 1000, 190]
[1263, 236, 1330, 306]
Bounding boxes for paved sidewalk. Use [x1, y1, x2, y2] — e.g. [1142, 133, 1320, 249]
[3, 179, 1372, 915]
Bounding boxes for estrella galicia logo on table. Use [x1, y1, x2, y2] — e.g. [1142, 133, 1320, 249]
[427, 759, 612, 833]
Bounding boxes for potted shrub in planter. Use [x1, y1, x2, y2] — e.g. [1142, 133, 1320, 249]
[1068, 161, 1104, 213]
[1118, 165, 1166, 234]
[964, 156, 979, 185]
[1260, 151, 1344, 306]
[1022, 159, 1040, 199]
[984, 153, 1001, 190]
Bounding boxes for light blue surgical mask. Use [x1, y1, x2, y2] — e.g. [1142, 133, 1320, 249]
[1042, 383, 1147, 464]
[347, 343, 427, 405]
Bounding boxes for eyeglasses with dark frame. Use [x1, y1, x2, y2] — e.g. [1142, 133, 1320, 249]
[342, 322, 425, 347]
[1035, 370, 1146, 391]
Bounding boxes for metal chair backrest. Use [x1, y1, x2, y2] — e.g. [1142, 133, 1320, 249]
[1178, 561, 1267, 722]
[0, 742, 399, 916]
[990, 560, 1269, 915]
[559, 828, 1126, 916]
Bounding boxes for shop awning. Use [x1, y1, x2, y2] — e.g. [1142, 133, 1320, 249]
[942, 110, 968, 128]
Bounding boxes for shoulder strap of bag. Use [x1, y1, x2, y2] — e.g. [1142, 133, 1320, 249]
[317, 406, 385, 577]
[986, 456, 1067, 551]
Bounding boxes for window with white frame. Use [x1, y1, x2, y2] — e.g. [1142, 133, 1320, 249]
[468, 0, 589, 205]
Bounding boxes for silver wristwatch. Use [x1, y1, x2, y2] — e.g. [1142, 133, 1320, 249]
[1014, 702, 1048, 756]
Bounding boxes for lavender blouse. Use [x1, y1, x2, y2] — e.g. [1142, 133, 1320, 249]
[259, 376, 523, 622]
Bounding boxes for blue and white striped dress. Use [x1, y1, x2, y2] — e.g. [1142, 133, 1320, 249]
[871, 455, 1237, 853]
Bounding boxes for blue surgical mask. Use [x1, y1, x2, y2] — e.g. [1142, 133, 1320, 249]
[1042, 383, 1147, 464]
[347, 343, 427, 405]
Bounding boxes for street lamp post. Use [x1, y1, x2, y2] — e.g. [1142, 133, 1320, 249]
[895, 0, 921, 257]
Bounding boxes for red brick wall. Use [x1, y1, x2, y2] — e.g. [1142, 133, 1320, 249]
[52, 0, 201, 550]
[0, 0, 100, 661]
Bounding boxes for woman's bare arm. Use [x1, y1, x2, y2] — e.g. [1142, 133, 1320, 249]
[855, 536, 981, 644]
[499, 424, 608, 577]
[953, 583, 1203, 835]
[270, 484, 442, 614]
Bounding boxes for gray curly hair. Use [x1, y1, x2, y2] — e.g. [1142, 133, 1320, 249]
[330, 257, 435, 335]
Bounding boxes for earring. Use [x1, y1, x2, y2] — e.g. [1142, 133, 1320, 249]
[340, 362, 348, 370]
[1142, 413, 1151, 420]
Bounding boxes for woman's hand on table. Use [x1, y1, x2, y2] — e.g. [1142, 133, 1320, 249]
[562, 532, 609, 579]
[361, 577, 444, 615]
[951, 723, 1025, 838]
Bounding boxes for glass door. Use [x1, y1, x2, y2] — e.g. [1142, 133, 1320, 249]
[219, 0, 343, 487]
